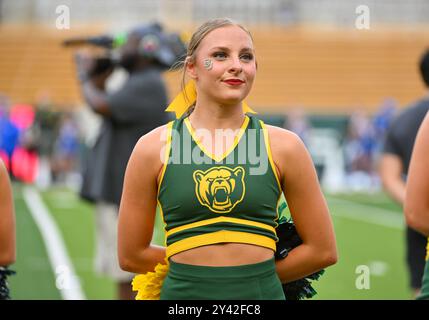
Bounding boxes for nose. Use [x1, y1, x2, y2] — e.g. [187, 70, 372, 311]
[228, 56, 243, 74]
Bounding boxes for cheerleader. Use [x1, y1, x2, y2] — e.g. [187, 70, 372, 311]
[118, 18, 337, 300]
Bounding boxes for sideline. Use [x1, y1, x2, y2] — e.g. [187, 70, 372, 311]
[22, 186, 86, 300]
[327, 196, 403, 230]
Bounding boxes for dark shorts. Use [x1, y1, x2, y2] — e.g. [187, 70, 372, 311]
[160, 257, 285, 300]
[417, 259, 429, 300]
[406, 226, 427, 289]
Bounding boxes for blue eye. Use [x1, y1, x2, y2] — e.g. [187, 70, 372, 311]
[213, 52, 227, 59]
[240, 53, 254, 61]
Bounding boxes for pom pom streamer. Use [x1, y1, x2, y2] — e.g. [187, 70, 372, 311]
[132, 262, 169, 300]
[0, 266, 16, 300]
[275, 215, 325, 300]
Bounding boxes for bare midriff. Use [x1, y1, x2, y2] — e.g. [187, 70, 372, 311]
[170, 243, 274, 266]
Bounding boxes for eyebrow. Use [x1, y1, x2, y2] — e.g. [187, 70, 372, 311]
[210, 46, 254, 52]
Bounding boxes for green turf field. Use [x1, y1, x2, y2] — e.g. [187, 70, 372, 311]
[316, 193, 411, 299]
[40, 187, 116, 300]
[8, 184, 414, 300]
[8, 184, 61, 300]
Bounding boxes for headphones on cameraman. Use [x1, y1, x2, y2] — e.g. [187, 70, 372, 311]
[117, 23, 186, 70]
[137, 33, 162, 59]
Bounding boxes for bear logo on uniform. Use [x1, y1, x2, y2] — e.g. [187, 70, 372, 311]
[193, 166, 245, 214]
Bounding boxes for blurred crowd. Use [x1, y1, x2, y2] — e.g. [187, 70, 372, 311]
[343, 98, 397, 191]
[0, 93, 81, 188]
[283, 98, 398, 191]
[0, 92, 399, 192]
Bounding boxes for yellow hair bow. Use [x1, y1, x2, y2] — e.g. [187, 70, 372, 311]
[165, 80, 257, 119]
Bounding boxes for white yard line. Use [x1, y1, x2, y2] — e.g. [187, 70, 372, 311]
[22, 186, 86, 300]
[328, 196, 404, 230]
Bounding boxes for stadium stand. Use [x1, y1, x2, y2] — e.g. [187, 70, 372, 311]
[1, 24, 429, 114]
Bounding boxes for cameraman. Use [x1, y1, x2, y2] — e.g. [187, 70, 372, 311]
[75, 25, 171, 300]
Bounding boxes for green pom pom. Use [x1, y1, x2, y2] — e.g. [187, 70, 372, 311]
[0, 266, 16, 300]
[275, 215, 325, 300]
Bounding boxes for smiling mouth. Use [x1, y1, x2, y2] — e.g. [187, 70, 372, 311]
[223, 80, 245, 86]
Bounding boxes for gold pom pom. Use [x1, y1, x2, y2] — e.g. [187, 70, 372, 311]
[132, 262, 169, 300]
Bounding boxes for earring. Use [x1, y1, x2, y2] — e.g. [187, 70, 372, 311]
[203, 59, 213, 70]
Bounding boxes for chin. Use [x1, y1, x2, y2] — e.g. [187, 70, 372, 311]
[220, 99, 244, 107]
[219, 94, 247, 106]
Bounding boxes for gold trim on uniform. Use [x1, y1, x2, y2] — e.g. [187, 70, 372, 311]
[259, 120, 283, 222]
[166, 216, 276, 237]
[157, 121, 174, 195]
[157, 120, 174, 237]
[426, 237, 429, 261]
[259, 121, 282, 190]
[166, 230, 276, 259]
[184, 116, 250, 163]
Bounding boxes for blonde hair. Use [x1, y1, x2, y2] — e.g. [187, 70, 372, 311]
[173, 18, 254, 106]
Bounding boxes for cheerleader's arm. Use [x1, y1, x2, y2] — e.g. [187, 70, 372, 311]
[118, 126, 167, 273]
[0, 160, 15, 266]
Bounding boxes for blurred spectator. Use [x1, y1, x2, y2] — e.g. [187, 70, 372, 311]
[33, 95, 61, 188]
[8, 104, 39, 184]
[344, 110, 377, 190]
[404, 112, 429, 300]
[379, 49, 429, 296]
[0, 96, 19, 173]
[284, 108, 310, 145]
[372, 98, 397, 157]
[50, 112, 81, 186]
[75, 23, 181, 300]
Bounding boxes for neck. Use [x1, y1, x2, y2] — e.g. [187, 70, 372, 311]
[190, 96, 246, 131]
